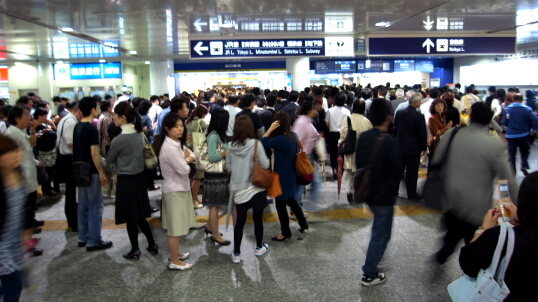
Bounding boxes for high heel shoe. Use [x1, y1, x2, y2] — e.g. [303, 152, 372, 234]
[123, 250, 141, 260]
[204, 228, 223, 237]
[271, 235, 291, 241]
[210, 236, 231, 246]
[298, 227, 309, 233]
[146, 244, 159, 254]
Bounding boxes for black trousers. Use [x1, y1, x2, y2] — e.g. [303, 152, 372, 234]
[234, 192, 267, 254]
[43, 166, 60, 195]
[327, 131, 340, 176]
[63, 156, 78, 230]
[402, 153, 420, 199]
[24, 191, 37, 230]
[145, 167, 155, 188]
[436, 211, 477, 263]
[275, 197, 308, 237]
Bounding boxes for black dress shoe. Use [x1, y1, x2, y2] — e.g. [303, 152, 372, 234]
[146, 244, 159, 254]
[34, 220, 45, 227]
[151, 207, 160, 213]
[33, 227, 42, 234]
[78, 242, 87, 247]
[347, 193, 353, 204]
[31, 248, 43, 257]
[123, 249, 141, 260]
[86, 241, 113, 252]
[147, 186, 161, 191]
[271, 235, 291, 241]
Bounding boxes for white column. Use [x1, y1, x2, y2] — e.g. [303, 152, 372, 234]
[149, 60, 174, 96]
[286, 57, 310, 91]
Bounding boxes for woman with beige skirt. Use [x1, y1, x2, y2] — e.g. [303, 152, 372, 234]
[153, 113, 196, 271]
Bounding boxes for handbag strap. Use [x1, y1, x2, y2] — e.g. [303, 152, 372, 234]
[252, 139, 258, 160]
[486, 224, 509, 276]
[347, 116, 353, 131]
[491, 225, 515, 282]
[295, 133, 304, 153]
[429, 126, 460, 171]
[365, 133, 388, 169]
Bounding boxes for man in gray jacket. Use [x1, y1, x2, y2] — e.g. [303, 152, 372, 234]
[432, 102, 518, 264]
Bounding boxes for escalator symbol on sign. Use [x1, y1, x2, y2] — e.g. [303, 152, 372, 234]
[210, 42, 223, 55]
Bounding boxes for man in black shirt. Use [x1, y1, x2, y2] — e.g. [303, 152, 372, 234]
[236, 94, 265, 137]
[356, 99, 403, 286]
[73, 97, 113, 251]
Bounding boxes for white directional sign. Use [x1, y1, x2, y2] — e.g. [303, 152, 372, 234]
[423, 16, 434, 30]
[193, 42, 209, 55]
[422, 38, 434, 53]
[193, 19, 208, 32]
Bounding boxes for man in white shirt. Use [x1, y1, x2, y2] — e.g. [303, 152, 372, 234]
[225, 95, 241, 140]
[148, 95, 163, 129]
[56, 100, 81, 231]
[325, 91, 351, 179]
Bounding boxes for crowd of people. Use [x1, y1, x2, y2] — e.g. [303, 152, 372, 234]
[1, 81, 538, 300]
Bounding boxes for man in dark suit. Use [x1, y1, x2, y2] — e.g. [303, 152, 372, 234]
[258, 92, 277, 132]
[392, 93, 427, 200]
[274, 90, 289, 112]
[281, 91, 300, 124]
[236, 94, 265, 137]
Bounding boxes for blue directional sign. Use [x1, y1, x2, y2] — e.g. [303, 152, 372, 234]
[54, 63, 122, 80]
[368, 37, 516, 56]
[190, 39, 326, 59]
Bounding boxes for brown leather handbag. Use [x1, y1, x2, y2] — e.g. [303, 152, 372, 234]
[251, 140, 271, 188]
[295, 134, 314, 176]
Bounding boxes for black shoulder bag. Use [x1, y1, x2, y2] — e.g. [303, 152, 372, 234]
[338, 117, 357, 155]
[352, 134, 388, 204]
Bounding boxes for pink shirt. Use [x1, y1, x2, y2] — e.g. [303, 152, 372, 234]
[159, 136, 196, 194]
[292, 115, 318, 154]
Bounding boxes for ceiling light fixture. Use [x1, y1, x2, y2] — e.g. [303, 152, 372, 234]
[144, 61, 150, 64]
[129, 50, 137, 55]
[61, 27, 74, 32]
[375, 22, 391, 27]
[99, 59, 106, 63]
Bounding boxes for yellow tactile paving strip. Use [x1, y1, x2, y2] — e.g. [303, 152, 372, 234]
[41, 205, 441, 231]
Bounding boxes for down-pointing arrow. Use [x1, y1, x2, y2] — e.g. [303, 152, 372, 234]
[422, 38, 434, 53]
[193, 42, 208, 55]
[423, 16, 434, 30]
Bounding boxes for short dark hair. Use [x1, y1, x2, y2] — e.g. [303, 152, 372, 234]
[377, 86, 388, 97]
[488, 86, 497, 93]
[298, 102, 313, 116]
[150, 95, 160, 102]
[78, 97, 97, 117]
[266, 93, 277, 107]
[369, 99, 390, 126]
[33, 107, 48, 119]
[104, 95, 113, 101]
[361, 88, 372, 100]
[470, 102, 493, 125]
[515, 171, 538, 229]
[239, 94, 255, 109]
[16, 96, 32, 108]
[256, 98, 265, 108]
[277, 90, 288, 99]
[334, 91, 347, 106]
[170, 96, 190, 113]
[252, 87, 260, 96]
[513, 94, 524, 102]
[131, 97, 142, 109]
[8, 105, 27, 125]
[53, 96, 61, 103]
[429, 99, 447, 115]
[138, 100, 152, 116]
[228, 95, 239, 105]
[352, 100, 366, 114]
[465, 86, 474, 94]
[100, 100, 111, 112]
[429, 88, 440, 99]
[288, 91, 299, 103]
[66, 100, 78, 110]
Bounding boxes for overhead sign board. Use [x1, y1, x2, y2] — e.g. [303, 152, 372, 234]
[415, 60, 434, 73]
[53, 41, 120, 59]
[367, 13, 515, 32]
[190, 14, 353, 34]
[334, 60, 356, 73]
[357, 60, 393, 72]
[368, 37, 516, 56]
[54, 63, 122, 81]
[190, 37, 354, 59]
[394, 60, 415, 72]
[315, 61, 335, 74]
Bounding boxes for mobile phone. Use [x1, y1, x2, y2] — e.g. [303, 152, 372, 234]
[497, 180, 512, 222]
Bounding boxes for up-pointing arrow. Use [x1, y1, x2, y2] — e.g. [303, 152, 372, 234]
[423, 16, 434, 30]
[422, 38, 434, 53]
[193, 19, 208, 31]
[193, 42, 208, 55]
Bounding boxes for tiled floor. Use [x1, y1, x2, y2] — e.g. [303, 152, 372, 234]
[20, 148, 535, 302]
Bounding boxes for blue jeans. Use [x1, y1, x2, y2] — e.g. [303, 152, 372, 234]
[77, 174, 104, 246]
[507, 136, 530, 174]
[294, 154, 322, 204]
[0, 271, 23, 302]
[362, 205, 394, 278]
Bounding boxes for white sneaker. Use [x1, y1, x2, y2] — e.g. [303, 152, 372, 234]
[231, 252, 241, 264]
[255, 243, 270, 256]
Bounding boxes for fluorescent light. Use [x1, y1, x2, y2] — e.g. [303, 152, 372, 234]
[375, 22, 391, 27]
[99, 59, 106, 63]
[144, 61, 150, 64]
[61, 27, 74, 32]
[56, 61, 64, 65]
[0, 65, 7, 68]
[129, 50, 137, 55]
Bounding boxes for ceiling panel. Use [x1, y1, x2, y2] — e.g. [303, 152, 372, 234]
[0, 0, 534, 62]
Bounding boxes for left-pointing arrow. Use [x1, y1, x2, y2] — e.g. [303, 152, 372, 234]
[193, 42, 209, 56]
[193, 19, 208, 32]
